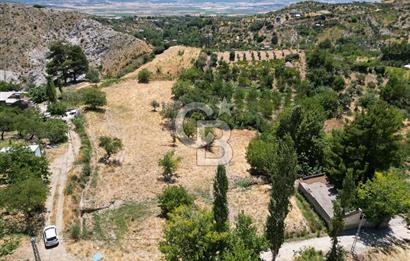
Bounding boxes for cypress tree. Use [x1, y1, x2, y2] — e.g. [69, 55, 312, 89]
[46, 77, 57, 103]
[327, 200, 345, 261]
[265, 135, 298, 259]
[213, 164, 229, 232]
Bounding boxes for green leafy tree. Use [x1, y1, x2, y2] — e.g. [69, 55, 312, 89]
[246, 138, 277, 176]
[98, 136, 123, 161]
[68, 45, 88, 82]
[158, 185, 194, 218]
[265, 135, 298, 259]
[82, 88, 107, 110]
[0, 109, 14, 140]
[357, 172, 410, 226]
[224, 212, 268, 260]
[138, 69, 151, 83]
[0, 177, 47, 234]
[14, 109, 44, 140]
[380, 75, 410, 112]
[159, 205, 226, 261]
[276, 104, 325, 175]
[159, 151, 182, 182]
[43, 119, 68, 144]
[326, 101, 404, 185]
[0, 145, 50, 185]
[213, 165, 229, 232]
[48, 102, 67, 116]
[46, 42, 89, 84]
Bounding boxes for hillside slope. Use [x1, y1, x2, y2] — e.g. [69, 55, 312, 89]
[0, 4, 152, 84]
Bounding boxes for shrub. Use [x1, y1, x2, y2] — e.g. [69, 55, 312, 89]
[48, 102, 67, 116]
[150, 100, 160, 111]
[86, 67, 100, 83]
[82, 88, 107, 110]
[138, 69, 151, 83]
[68, 222, 81, 241]
[295, 247, 324, 261]
[158, 151, 182, 182]
[158, 186, 194, 217]
[28, 85, 47, 103]
[0, 81, 21, 92]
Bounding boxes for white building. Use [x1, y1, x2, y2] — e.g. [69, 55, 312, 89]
[404, 64, 410, 70]
[0, 144, 43, 157]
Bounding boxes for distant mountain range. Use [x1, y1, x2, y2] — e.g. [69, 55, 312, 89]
[1, 0, 379, 16]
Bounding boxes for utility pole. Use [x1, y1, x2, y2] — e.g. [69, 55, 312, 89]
[31, 237, 42, 261]
[351, 209, 365, 257]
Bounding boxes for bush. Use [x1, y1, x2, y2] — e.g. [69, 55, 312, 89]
[68, 222, 81, 241]
[295, 247, 324, 261]
[158, 186, 194, 217]
[48, 102, 67, 116]
[0, 81, 21, 92]
[138, 69, 151, 83]
[86, 67, 100, 83]
[28, 85, 47, 103]
[82, 88, 107, 110]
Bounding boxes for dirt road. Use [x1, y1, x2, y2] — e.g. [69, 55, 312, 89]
[37, 129, 81, 261]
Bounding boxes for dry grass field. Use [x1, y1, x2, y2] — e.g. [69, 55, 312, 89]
[64, 46, 312, 260]
[124, 46, 201, 81]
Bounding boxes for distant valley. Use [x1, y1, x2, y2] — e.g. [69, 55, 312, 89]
[3, 0, 379, 16]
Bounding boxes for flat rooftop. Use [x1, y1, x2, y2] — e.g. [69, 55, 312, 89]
[299, 175, 337, 218]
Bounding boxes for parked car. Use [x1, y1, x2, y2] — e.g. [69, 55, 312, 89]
[43, 225, 59, 248]
[63, 109, 80, 122]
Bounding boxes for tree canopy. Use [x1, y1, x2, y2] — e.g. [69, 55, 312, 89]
[325, 101, 404, 185]
[46, 41, 89, 85]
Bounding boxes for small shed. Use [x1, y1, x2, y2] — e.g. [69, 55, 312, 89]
[298, 174, 380, 230]
[404, 64, 410, 70]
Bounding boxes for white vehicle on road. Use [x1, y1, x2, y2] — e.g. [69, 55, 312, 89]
[43, 225, 59, 248]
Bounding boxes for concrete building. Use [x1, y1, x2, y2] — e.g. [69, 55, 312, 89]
[298, 174, 380, 230]
[0, 91, 31, 108]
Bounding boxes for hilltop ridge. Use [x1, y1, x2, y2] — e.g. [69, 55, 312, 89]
[0, 3, 152, 84]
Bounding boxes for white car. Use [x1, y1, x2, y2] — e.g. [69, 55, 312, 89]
[63, 109, 80, 122]
[43, 225, 59, 248]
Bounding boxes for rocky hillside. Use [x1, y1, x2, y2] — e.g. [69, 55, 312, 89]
[0, 4, 152, 84]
